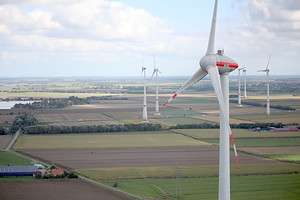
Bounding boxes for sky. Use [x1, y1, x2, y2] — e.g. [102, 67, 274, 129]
[0, 0, 299, 77]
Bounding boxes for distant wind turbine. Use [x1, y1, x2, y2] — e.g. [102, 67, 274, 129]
[163, 0, 240, 199]
[258, 54, 271, 116]
[237, 67, 245, 106]
[141, 67, 149, 122]
[151, 54, 161, 116]
[243, 69, 247, 99]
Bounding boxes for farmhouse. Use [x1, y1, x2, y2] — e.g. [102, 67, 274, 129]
[0, 166, 37, 177]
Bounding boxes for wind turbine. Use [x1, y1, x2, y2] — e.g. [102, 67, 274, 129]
[237, 67, 245, 106]
[141, 67, 149, 122]
[243, 68, 247, 99]
[151, 54, 161, 116]
[163, 0, 240, 199]
[258, 54, 271, 116]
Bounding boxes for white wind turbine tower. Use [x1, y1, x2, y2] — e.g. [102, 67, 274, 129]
[258, 54, 271, 116]
[237, 67, 245, 106]
[163, 0, 240, 199]
[243, 68, 247, 99]
[151, 54, 161, 116]
[141, 67, 149, 122]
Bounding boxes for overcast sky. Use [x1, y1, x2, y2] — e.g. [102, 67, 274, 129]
[0, 0, 299, 77]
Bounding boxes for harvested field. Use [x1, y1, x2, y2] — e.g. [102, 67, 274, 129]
[232, 111, 300, 124]
[0, 180, 133, 200]
[35, 113, 112, 123]
[192, 115, 255, 124]
[0, 115, 16, 123]
[14, 133, 209, 150]
[171, 129, 300, 139]
[239, 146, 300, 155]
[49, 120, 120, 126]
[0, 135, 12, 149]
[20, 147, 275, 170]
[158, 117, 213, 125]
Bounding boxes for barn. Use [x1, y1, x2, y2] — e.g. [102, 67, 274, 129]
[0, 166, 38, 177]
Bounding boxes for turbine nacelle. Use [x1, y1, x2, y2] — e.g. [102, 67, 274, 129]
[200, 53, 238, 74]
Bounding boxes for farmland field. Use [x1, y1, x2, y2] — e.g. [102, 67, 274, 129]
[0, 180, 133, 200]
[232, 111, 300, 124]
[14, 132, 210, 150]
[203, 137, 300, 147]
[0, 135, 12, 149]
[35, 112, 112, 123]
[20, 147, 275, 170]
[0, 151, 32, 166]
[157, 117, 213, 125]
[102, 174, 300, 200]
[171, 129, 300, 139]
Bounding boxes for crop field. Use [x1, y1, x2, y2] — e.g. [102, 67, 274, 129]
[102, 174, 300, 200]
[35, 112, 112, 123]
[157, 117, 213, 125]
[0, 135, 12, 149]
[49, 120, 120, 126]
[0, 115, 17, 124]
[103, 111, 141, 119]
[203, 137, 300, 147]
[161, 110, 201, 117]
[0, 151, 32, 166]
[14, 133, 209, 150]
[192, 115, 255, 124]
[232, 111, 300, 124]
[0, 180, 133, 200]
[171, 129, 300, 139]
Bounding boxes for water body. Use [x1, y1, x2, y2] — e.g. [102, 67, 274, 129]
[0, 101, 35, 109]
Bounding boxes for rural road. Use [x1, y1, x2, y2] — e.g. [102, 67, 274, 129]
[6, 129, 21, 151]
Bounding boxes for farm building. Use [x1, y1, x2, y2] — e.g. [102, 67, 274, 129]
[0, 166, 38, 177]
[270, 126, 300, 132]
[52, 169, 64, 176]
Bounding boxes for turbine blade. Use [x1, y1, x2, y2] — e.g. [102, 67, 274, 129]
[163, 68, 207, 106]
[266, 53, 271, 70]
[206, 0, 218, 55]
[207, 66, 240, 168]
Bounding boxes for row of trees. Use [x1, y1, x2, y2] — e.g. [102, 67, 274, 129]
[22, 123, 163, 134]
[171, 122, 289, 130]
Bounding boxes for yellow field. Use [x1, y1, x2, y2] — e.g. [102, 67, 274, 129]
[192, 115, 255, 124]
[14, 133, 211, 150]
[247, 94, 300, 100]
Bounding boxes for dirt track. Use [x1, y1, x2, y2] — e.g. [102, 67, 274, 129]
[21, 147, 276, 170]
[0, 180, 133, 200]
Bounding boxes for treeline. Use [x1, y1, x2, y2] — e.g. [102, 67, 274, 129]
[13, 96, 88, 109]
[229, 100, 296, 111]
[12, 96, 129, 109]
[171, 122, 289, 130]
[22, 123, 162, 134]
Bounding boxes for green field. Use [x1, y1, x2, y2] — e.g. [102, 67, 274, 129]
[102, 174, 300, 200]
[161, 110, 201, 117]
[267, 154, 300, 163]
[0, 152, 32, 166]
[76, 163, 300, 180]
[171, 98, 218, 104]
[232, 111, 300, 123]
[171, 129, 300, 139]
[13, 132, 210, 150]
[203, 137, 300, 147]
[158, 117, 213, 125]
